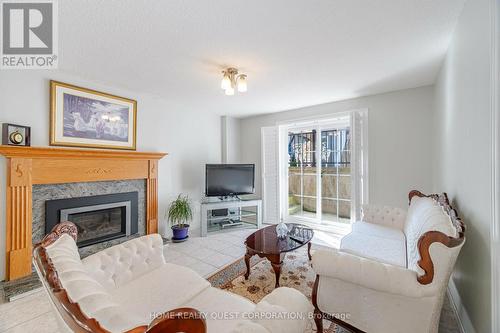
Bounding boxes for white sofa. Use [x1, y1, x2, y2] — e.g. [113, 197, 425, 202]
[33, 222, 313, 333]
[311, 191, 465, 333]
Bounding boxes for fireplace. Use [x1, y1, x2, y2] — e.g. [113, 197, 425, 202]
[45, 192, 139, 247]
[0, 146, 165, 281]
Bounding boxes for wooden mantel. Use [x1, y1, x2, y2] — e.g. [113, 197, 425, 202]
[0, 146, 167, 280]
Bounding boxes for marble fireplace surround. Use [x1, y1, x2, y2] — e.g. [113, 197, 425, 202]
[33, 180, 146, 257]
[0, 146, 166, 281]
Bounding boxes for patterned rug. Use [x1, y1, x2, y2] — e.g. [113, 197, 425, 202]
[207, 247, 342, 333]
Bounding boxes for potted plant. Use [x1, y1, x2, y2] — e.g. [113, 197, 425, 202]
[167, 194, 193, 241]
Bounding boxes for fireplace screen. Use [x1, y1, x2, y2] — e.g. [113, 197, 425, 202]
[69, 207, 123, 244]
[45, 192, 138, 247]
[61, 202, 130, 247]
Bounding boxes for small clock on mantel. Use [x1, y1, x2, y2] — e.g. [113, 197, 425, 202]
[2, 123, 31, 146]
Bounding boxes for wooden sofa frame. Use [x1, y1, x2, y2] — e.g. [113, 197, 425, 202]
[312, 190, 466, 333]
[32, 221, 206, 333]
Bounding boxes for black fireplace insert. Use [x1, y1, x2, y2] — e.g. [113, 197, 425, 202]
[45, 192, 139, 247]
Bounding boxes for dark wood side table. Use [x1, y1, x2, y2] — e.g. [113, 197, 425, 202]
[244, 223, 314, 288]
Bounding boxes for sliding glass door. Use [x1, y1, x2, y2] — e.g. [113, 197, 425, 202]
[287, 129, 318, 219]
[284, 115, 354, 225]
[320, 128, 351, 224]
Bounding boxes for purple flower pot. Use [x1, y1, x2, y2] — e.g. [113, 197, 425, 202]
[171, 224, 189, 240]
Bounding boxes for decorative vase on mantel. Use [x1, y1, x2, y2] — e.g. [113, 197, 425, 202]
[276, 219, 289, 239]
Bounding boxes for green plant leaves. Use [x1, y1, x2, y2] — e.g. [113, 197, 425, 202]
[168, 194, 193, 226]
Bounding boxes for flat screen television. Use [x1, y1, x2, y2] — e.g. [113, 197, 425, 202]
[205, 164, 255, 197]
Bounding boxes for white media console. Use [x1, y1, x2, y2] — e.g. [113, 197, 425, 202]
[200, 199, 262, 237]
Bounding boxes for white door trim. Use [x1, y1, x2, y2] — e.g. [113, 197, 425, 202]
[491, 0, 499, 331]
[275, 109, 364, 126]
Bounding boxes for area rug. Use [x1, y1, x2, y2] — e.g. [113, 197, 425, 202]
[207, 247, 344, 333]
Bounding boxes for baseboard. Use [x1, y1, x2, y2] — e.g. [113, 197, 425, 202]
[447, 279, 477, 333]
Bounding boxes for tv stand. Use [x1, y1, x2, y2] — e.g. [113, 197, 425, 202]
[217, 195, 242, 201]
[201, 199, 262, 236]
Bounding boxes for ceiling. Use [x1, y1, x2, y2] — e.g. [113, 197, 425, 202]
[59, 0, 465, 117]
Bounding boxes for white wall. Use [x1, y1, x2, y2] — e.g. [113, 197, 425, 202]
[0, 71, 222, 281]
[433, 0, 492, 331]
[239, 86, 435, 209]
[221, 116, 241, 163]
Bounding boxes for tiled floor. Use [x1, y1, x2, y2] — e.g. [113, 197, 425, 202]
[163, 227, 343, 278]
[163, 228, 255, 277]
[0, 226, 460, 333]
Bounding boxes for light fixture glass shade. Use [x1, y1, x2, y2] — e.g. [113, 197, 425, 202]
[237, 75, 247, 92]
[225, 86, 235, 96]
[221, 73, 231, 90]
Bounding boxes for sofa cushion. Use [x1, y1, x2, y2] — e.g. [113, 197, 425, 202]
[252, 301, 292, 333]
[90, 306, 144, 333]
[255, 287, 314, 333]
[404, 196, 458, 274]
[183, 286, 256, 333]
[230, 288, 313, 333]
[231, 321, 270, 333]
[110, 262, 211, 326]
[340, 222, 407, 267]
[352, 221, 406, 241]
[82, 234, 165, 290]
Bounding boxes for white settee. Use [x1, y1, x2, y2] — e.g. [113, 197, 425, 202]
[311, 191, 465, 333]
[33, 222, 313, 333]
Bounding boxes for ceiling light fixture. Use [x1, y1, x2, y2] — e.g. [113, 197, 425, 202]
[236, 74, 247, 92]
[221, 72, 231, 90]
[225, 86, 235, 96]
[221, 67, 247, 95]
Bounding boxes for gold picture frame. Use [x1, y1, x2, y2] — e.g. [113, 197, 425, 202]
[50, 80, 137, 150]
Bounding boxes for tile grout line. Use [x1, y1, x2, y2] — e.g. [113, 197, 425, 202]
[0, 310, 54, 333]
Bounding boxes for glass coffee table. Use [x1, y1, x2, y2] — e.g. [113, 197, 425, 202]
[244, 223, 314, 288]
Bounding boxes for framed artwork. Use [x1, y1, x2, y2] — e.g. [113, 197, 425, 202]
[50, 80, 137, 150]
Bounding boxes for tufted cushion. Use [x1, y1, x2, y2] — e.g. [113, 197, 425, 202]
[45, 234, 143, 332]
[82, 234, 165, 290]
[341, 222, 407, 267]
[361, 204, 407, 230]
[404, 197, 457, 275]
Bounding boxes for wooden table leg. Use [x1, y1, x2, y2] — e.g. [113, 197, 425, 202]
[307, 242, 312, 260]
[271, 262, 282, 288]
[244, 253, 251, 280]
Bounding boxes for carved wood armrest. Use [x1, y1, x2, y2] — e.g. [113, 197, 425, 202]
[35, 221, 78, 248]
[146, 308, 206, 333]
